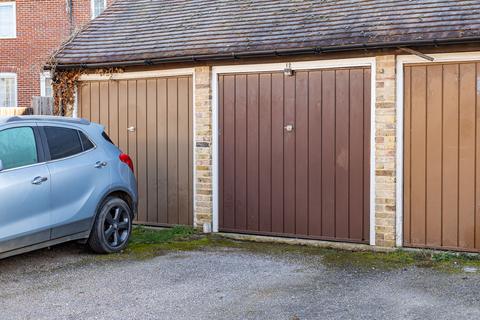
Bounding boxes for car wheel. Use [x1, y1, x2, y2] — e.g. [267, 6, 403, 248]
[88, 196, 133, 254]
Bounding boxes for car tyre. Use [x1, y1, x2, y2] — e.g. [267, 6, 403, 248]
[88, 196, 133, 254]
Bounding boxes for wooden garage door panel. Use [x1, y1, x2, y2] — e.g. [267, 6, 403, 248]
[219, 68, 371, 243]
[78, 76, 193, 227]
[404, 62, 480, 252]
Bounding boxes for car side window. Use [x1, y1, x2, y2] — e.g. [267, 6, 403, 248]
[78, 131, 95, 151]
[45, 126, 83, 160]
[0, 127, 38, 170]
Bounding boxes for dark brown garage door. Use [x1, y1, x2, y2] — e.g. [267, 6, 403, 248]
[404, 62, 480, 252]
[219, 68, 371, 243]
[78, 76, 193, 226]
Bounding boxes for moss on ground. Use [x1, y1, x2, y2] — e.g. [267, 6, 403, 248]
[95, 226, 207, 261]
[428, 252, 480, 273]
[320, 249, 418, 270]
[100, 226, 480, 273]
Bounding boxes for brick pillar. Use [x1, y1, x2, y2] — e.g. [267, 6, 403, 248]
[375, 55, 397, 247]
[194, 66, 213, 229]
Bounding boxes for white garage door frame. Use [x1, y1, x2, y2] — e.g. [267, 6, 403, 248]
[395, 51, 480, 247]
[211, 58, 377, 245]
[74, 68, 196, 224]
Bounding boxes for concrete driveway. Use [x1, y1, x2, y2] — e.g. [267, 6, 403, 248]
[0, 238, 479, 320]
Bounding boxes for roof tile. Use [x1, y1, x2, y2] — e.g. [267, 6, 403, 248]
[54, 0, 480, 66]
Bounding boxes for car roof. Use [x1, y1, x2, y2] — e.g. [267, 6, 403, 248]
[0, 116, 90, 125]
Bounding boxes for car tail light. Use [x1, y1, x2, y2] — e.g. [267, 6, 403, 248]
[119, 153, 134, 173]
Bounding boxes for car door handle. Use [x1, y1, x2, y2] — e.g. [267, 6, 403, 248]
[32, 176, 48, 185]
[95, 161, 108, 168]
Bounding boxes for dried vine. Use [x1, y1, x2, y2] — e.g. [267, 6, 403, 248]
[52, 70, 84, 116]
[47, 25, 124, 116]
[47, 24, 88, 116]
[49, 67, 124, 116]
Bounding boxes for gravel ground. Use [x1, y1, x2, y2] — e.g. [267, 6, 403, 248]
[0, 243, 479, 320]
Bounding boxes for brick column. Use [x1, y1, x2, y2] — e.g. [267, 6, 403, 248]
[194, 66, 213, 229]
[375, 55, 397, 247]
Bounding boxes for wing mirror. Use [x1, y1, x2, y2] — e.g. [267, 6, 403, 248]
[0, 160, 4, 172]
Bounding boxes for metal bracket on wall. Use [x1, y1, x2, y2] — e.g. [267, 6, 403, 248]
[284, 63, 294, 76]
[398, 47, 435, 62]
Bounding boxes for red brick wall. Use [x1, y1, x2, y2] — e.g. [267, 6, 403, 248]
[0, 0, 113, 108]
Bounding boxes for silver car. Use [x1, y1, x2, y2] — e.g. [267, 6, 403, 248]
[0, 116, 138, 259]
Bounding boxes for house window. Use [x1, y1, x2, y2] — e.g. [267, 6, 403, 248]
[91, 0, 106, 19]
[0, 2, 16, 38]
[40, 72, 53, 97]
[0, 73, 17, 108]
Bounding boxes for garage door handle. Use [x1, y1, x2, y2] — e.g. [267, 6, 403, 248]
[127, 126, 136, 132]
[284, 124, 294, 132]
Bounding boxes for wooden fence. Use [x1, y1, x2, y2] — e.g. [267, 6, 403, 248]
[32, 97, 53, 115]
[0, 97, 53, 116]
[0, 107, 33, 116]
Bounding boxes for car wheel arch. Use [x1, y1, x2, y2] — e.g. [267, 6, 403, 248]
[87, 188, 136, 235]
[100, 188, 135, 217]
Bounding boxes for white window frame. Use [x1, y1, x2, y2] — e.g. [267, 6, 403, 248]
[395, 51, 480, 247]
[0, 2, 17, 39]
[211, 58, 377, 245]
[0, 72, 17, 108]
[40, 71, 52, 97]
[91, 0, 107, 19]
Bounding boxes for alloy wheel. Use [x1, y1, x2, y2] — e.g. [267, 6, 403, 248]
[103, 206, 130, 248]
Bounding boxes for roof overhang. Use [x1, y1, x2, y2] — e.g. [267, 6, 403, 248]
[50, 37, 480, 70]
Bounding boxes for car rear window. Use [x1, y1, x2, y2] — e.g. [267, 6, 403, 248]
[79, 131, 95, 151]
[45, 126, 83, 160]
[102, 131, 114, 144]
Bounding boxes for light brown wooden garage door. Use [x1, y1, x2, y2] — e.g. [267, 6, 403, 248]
[404, 62, 480, 252]
[219, 68, 371, 243]
[78, 76, 193, 226]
